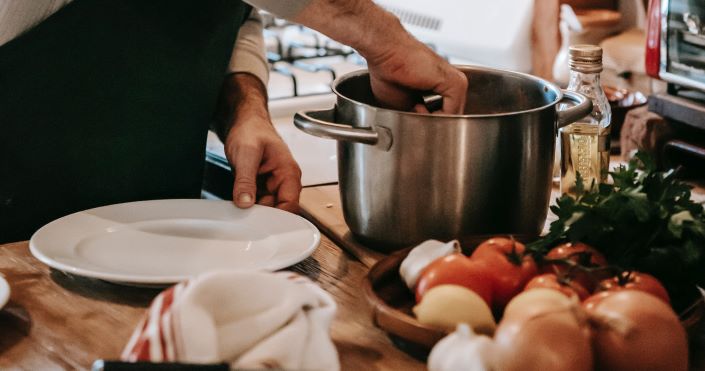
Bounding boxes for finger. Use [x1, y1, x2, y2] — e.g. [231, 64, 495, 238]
[265, 167, 301, 211]
[232, 143, 263, 209]
[257, 194, 276, 208]
[413, 103, 430, 114]
[439, 68, 468, 114]
[275, 177, 301, 214]
[370, 76, 415, 111]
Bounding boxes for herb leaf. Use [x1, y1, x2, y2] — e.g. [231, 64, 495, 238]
[528, 152, 705, 309]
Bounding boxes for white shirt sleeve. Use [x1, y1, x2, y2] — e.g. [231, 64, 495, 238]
[244, 0, 311, 20]
[227, 8, 269, 85]
[0, 0, 73, 47]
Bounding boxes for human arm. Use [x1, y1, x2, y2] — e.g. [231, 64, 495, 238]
[214, 72, 302, 213]
[246, 0, 468, 114]
[214, 9, 301, 213]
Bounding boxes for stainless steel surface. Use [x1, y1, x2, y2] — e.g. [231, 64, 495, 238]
[293, 108, 392, 150]
[556, 90, 593, 128]
[658, 0, 705, 92]
[684, 13, 703, 35]
[659, 71, 705, 92]
[295, 65, 592, 249]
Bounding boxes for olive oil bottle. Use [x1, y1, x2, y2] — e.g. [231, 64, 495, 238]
[560, 45, 611, 195]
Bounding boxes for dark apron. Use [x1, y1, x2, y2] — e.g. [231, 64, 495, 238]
[0, 0, 251, 243]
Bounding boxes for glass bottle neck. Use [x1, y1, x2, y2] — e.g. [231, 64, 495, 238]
[567, 70, 602, 89]
[565, 68, 611, 130]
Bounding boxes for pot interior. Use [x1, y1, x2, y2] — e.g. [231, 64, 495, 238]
[335, 66, 561, 116]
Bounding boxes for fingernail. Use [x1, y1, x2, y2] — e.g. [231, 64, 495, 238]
[237, 193, 253, 204]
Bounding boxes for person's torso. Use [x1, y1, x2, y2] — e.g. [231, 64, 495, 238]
[0, 0, 250, 242]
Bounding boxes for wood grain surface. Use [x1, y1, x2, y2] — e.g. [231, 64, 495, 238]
[299, 185, 564, 268]
[300, 186, 385, 269]
[0, 237, 424, 371]
[3, 161, 703, 370]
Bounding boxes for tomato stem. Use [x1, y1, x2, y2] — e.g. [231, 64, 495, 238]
[505, 235, 523, 266]
[616, 270, 633, 286]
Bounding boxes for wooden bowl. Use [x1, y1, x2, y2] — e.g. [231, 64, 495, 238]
[362, 235, 536, 355]
[364, 246, 705, 356]
[363, 247, 445, 351]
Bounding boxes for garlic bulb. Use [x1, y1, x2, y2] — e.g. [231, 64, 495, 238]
[399, 239, 460, 289]
[428, 324, 496, 371]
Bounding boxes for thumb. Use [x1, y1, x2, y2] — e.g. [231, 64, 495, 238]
[232, 143, 263, 209]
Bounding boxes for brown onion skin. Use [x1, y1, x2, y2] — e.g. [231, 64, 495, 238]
[493, 306, 593, 371]
[584, 291, 688, 371]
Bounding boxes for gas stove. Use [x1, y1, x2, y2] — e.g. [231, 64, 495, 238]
[263, 22, 364, 99]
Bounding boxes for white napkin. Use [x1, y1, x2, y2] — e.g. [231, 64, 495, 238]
[122, 271, 340, 370]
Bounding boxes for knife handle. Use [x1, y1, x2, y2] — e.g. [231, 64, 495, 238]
[92, 360, 230, 371]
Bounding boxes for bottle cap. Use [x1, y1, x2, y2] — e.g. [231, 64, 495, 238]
[569, 44, 603, 73]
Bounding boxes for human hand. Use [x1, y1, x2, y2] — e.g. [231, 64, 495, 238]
[291, 0, 467, 114]
[224, 115, 302, 213]
[216, 73, 302, 214]
[365, 36, 468, 114]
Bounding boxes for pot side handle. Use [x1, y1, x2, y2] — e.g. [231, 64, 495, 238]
[556, 90, 593, 129]
[294, 108, 392, 150]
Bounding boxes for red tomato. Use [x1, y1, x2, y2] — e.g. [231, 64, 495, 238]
[470, 237, 538, 311]
[542, 242, 609, 291]
[595, 271, 670, 304]
[525, 273, 590, 301]
[415, 254, 493, 306]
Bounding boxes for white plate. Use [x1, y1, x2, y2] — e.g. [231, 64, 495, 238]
[29, 200, 320, 286]
[0, 275, 9, 309]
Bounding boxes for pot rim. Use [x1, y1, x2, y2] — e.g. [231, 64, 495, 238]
[331, 65, 565, 119]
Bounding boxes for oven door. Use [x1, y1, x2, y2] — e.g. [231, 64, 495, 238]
[661, 0, 705, 91]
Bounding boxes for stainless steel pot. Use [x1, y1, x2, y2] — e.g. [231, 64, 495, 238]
[294, 65, 592, 250]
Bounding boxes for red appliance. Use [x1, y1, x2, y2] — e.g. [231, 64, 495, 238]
[646, 0, 705, 92]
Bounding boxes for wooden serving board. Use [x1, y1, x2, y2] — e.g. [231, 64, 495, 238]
[363, 247, 705, 368]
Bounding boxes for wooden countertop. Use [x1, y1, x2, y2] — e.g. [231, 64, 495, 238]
[2, 166, 703, 369]
[0, 235, 424, 370]
[298, 185, 565, 269]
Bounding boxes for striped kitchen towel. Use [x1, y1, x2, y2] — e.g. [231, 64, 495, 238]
[121, 271, 339, 370]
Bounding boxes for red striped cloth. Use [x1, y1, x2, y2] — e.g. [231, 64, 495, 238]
[121, 271, 339, 370]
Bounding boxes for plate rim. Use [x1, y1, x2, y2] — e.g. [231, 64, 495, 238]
[29, 200, 320, 285]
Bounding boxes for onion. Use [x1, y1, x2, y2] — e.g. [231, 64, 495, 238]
[413, 284, 496, 335]
[503, 288, 576, 321]
[493, 290, 593, 371]
[584, 290, 688, 371]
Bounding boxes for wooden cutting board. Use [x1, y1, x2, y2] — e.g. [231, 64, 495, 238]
[299, 185, 385, 269]
[299, 185, 561, 269]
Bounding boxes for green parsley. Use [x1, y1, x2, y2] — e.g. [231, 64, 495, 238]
[528, 152, 705, 310]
